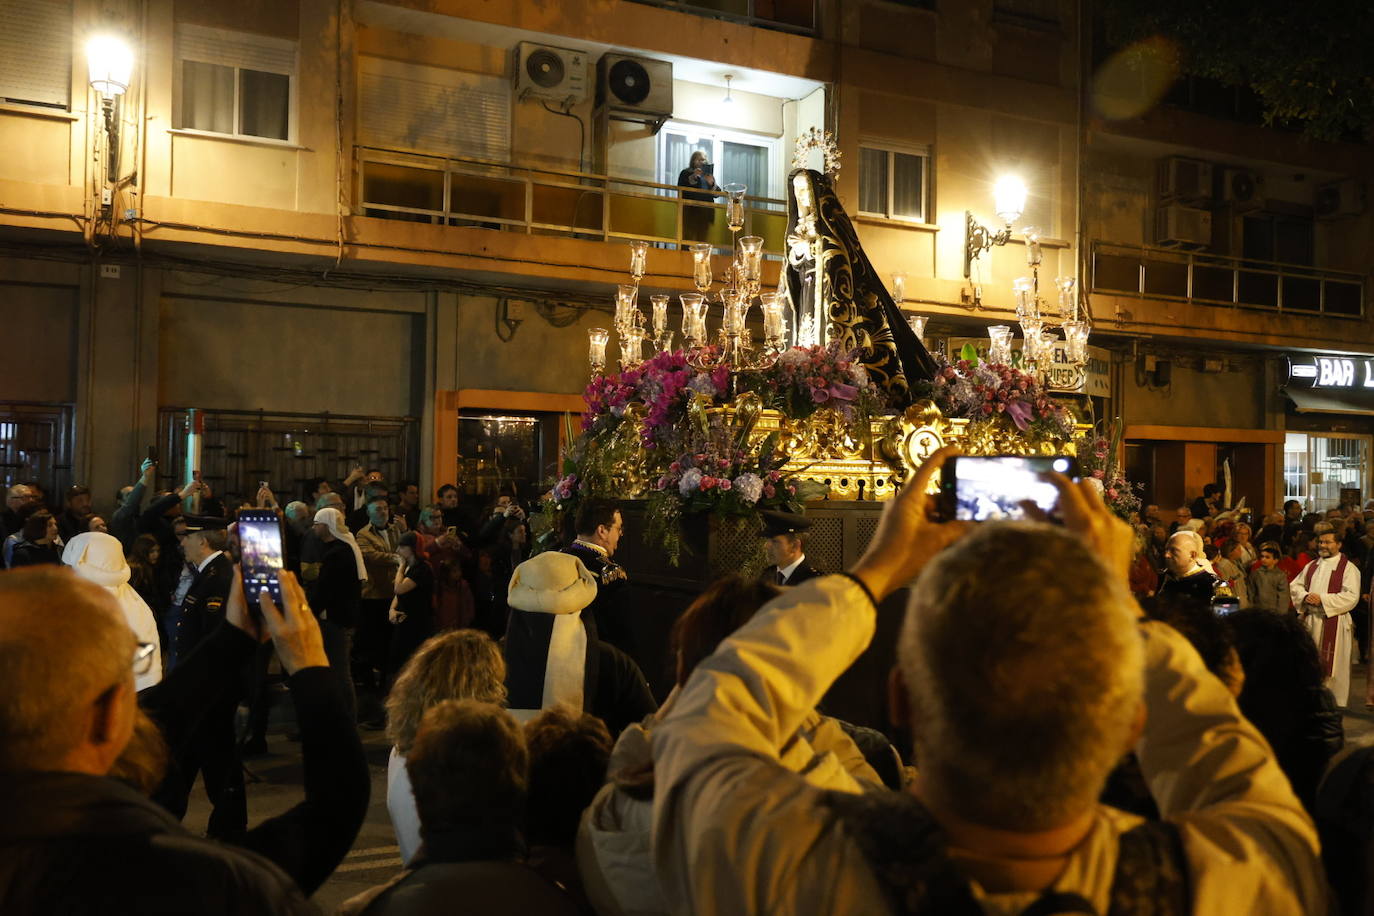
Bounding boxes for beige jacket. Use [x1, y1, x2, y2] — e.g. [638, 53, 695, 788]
[651, 575, 1328, 915]
[355, 521, 403, 600]
[577, 697, 881, 916]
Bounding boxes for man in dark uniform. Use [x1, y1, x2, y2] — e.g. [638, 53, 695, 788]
[761, 510, 822, 586]
[563, 499, 633, 654]
[171, 514, 247, 838]
[1157, 529, 1225, 605]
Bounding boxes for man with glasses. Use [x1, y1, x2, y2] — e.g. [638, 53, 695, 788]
[1, 484, 36, 543]
[0, 565, 362, 912]
[1292, 522, 1362, 706]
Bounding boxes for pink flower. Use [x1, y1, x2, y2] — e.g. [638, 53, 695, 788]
[763, 484, 776, 498]
[700, 476, 717, 490]
[719, 479, 732, 491]
[1092, 469, 1105, 480]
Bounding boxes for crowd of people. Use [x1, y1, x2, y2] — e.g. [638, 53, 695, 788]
[3, 451, 1374, 914]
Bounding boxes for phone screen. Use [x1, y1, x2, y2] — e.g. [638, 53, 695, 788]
[942, 455, 1080, 522]
[1212, 597, 1241, 616]
[237, 509, 284, 606]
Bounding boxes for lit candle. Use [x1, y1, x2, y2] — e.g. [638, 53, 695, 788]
[724, 183, 747, 232]
[1013, 277, 1034, 319]
[891, 272, 906, 303]
[650, 295, 669, 339]
[691, 243, 713, 292]
[1020, 319, 1043, 364]
[1056, 276, 1077, 322]
[628, 239, 648, 280]
[680, 293, 706, 346]
[907, 314, 927, 340]
[761, 292, 784, 345]
[620, 327, 646, 368]
[588, 327, 609, 374]
[1064, 320, 1089, 362]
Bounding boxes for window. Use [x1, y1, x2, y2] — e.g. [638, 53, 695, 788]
[0, 0, 71, 108]
[175, 24, 295, 141]
[358, 57, 511, 163]
[858, 145, 929, 223]
[657, 122, 781, 202]
[1284, 432, 1371, 512]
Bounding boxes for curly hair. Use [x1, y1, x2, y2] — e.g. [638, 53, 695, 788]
[385, 629, 507, 754]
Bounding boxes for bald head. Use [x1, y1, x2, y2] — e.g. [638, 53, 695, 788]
[1165, 530, 1204, 577]
[0, 568, 137, 774]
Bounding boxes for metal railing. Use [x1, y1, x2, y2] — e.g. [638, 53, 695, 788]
[626, 0, 818, 36]
[356, 146, 789, 253]
[1091, 241, 1365, 318]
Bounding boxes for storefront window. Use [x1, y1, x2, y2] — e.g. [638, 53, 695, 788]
[457, 413, 551, 505]
[1284, 431, 1371, 511]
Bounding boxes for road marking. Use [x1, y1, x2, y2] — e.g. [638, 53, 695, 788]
[345, 845, 400, 859]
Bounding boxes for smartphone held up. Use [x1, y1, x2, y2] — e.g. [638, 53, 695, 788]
[236, 508, 285, 607]
[939, 455, 1080, 522]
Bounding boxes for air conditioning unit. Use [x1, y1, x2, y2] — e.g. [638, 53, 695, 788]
[1221, 168, 1265, 212]
[1157, 156, 1214, 204]
[1155, 203, 1212, 250]
[596, 53, 673, 132]
[1316, 178, 1366, 219]
[514, 42, 588, 105]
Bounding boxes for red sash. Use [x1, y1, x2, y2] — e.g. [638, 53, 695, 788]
[1303, 556, 1348, 678]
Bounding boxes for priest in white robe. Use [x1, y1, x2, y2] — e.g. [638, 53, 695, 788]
[1290, 524, 1360, 706]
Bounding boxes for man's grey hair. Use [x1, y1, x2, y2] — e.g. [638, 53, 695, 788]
[284, 501, 310, 521]
[315, 492, 345, 511]
[7, 484, 30, 499]
[899, 522, 1144, 831]
[1313, 522, 1335, 538]
[1167, 528, 1204, 558]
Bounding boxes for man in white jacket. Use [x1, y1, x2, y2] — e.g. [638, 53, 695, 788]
[651, 447, 1327, 915]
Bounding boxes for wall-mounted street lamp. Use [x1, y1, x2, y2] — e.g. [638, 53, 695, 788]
[86, 34, 133, 186]
[963, 174, 1027, 278]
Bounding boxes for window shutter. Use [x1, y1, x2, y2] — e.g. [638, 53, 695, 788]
[358, 57, 511, 164]
[175, 23, 295, 75]
[0, 0, 72, 108]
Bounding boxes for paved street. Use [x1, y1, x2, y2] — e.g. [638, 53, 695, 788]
[184, 663, 1374, 913]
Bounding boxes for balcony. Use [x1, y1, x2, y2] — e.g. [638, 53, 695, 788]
[1091, 241, 1365, 319]
[626, 0, 818, 35]
[357, 146, 788, 254]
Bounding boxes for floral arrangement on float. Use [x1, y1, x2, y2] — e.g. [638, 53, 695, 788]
[912, 345, 1077, 450]
[533, 342, 869, 560]
[1074, 418, 1144, 522]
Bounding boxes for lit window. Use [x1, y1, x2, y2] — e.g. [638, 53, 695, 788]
[175, 24, 295, 141]
[858, 145, 929, 223]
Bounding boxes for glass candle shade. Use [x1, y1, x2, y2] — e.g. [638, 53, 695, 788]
[620, 328, 646, 368]
[680, 294, 707, 345]
[1056, 276, 1077, 321]
[1063, 320, 1089, 362]
[891, 272, 906, 303]
[988, 325, 1013, 366]
[724, 183, 747, 232]
[761, 293, 785, 345]
[690, 243, 713, 292]
[628, 239, 648, 280]
[650, 295, 669, 339]
[588, 327, 609, 374]
[1013, 277, 1035, 319]
[1019, 319, 1044, 363]
[907, 314, 927, 340]
[738, 236, 764, 283]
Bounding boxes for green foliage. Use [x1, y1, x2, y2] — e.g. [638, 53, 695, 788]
[1098, 0, 1374, 141]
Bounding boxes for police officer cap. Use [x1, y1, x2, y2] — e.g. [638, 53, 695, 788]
[759, 510, 811, 539]
[182, 514, 229, 532]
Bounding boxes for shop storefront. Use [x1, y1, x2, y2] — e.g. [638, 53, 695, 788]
[1282, 353, 1374, 512]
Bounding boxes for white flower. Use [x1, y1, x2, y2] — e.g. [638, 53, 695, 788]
[851, 364, 869, 388]
[779, 348, 809, 369]
[733, 473, 764, 505]
[679, 467, 703, 497]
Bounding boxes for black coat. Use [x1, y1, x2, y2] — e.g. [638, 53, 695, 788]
[563, 542, 633, 654]
[305, 538, 363, 629]
[0, 771, 314, 915]
[171, 552, 234, 665]
[775, 561, 822, 587]
[8, 541, 61, 568]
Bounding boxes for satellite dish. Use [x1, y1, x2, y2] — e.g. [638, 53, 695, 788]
[607, 58, 651, 106]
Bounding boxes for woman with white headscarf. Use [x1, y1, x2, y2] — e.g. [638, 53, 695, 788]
[308, 507, 367, 720]
[62, 531, 163, 690]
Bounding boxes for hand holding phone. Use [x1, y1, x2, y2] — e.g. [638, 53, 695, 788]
[940, 455, 1080, 523]
[237, 508, 285, 607]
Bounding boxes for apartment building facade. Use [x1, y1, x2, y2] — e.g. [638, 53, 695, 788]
[0, 0, 1367, 515]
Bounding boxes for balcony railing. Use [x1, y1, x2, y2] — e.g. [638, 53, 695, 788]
[1091, 241, 1365, 318]
[356, 146, 788, 254]
[627, 0, 818, 35]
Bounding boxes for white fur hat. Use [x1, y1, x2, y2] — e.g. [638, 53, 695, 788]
[508, 551, 597, 615]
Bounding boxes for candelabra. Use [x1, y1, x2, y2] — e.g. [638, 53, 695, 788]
[987, 227, 1089, 377]
[588, 183, 788, 377]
